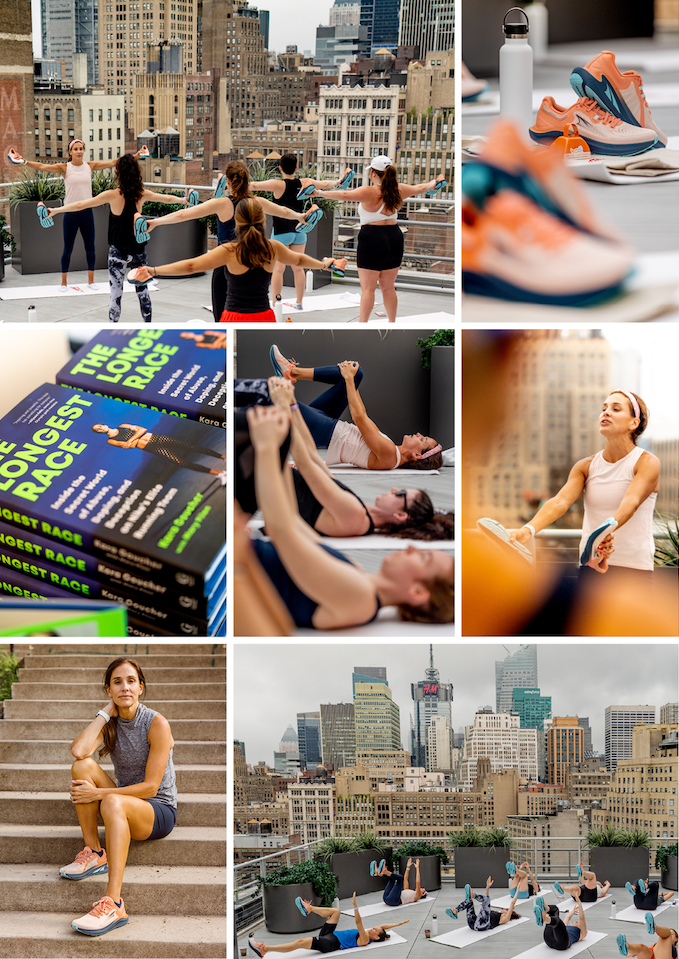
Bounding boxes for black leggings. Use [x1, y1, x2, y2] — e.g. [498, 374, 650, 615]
[211, 266, 228, 322]
[544, 906, 570, 951]
[634, 880, 661, 911]
[62, 210, 96, 272]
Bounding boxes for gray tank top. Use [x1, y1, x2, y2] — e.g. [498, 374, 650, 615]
[110, 702, 177, 808]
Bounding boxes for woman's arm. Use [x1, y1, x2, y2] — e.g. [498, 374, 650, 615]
[256, 195, 305, 222]
[70, 701, 114, 759]
[499, 889, 520, 924]
[250, 178, 284, 194]
[381, 920, 409, 931]
[25, 160, 67, 174]
[146, 196, 232, 231]
[340, 364, 397, 466]
[270, 240, 333, 272]
[353, 894, 370, 946]
[613, 451, 660, 529]
[105, 424, 148, 448]
[89, 150, 141, 171]
[142, 189, 188, 205]
[399, 173, 445, 198]
[134, 245, 231, 282]
[46, 188, 117, 217]
[313, 185, 374, 202]
[508, 458, 590, 545]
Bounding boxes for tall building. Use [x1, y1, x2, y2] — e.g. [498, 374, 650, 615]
[315, 24, 368, 71]
[354, 681, 401, 752]
[605, 705, 657, 772]
[1, 0, 39, 178]
[201, 0, 267, 128]
[41, 0, 98, 85]
[352, 666, 387, 695]
[278, 724, 299, 753]
[33, 86, 125, 161]
[317, 81, 401, 181]
[330, 0, 361, 26]
[427, 715, 453, 771]
[361, 0, 401, 54]
[288, 776, 334, 842]
[512, 687, 551, 781]
[495, 645, 538, 715]
[661, 703, 679, 724]
[258, 9, 270, 48]
[297, 711, 322, 769]
[411, 645, 453, 768]
[398, 0, 454, 53]
[547, 717, 584, 785]
[577, 717, 594, 756]
[320, 702, 356, 769]
[459, 711, 538, 789]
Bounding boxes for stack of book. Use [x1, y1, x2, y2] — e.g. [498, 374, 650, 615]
[0, 331, 226, 637]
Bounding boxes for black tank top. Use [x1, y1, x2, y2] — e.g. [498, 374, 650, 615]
[217, 194, 236, 244]
[113, 426, 138, 442]
[108, 195, 144, 256]
[224, 264, 272, 313]
[293, 471, 375, 536]
[271, 178, 303, 236]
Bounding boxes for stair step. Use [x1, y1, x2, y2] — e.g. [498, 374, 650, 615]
[0, 792, 226, 827]
[0, 824, 226, 866]
[20, 654, 226, 669]
[0, 911, 226, 958]
[0, 740, 227, 764]
[16, 667, 225, 684]
[0, 764, 226, 793]
[0, 719, 225, 741]
[11, 682, 226, 701]
[0, 863, 226, 916]
[15, 643, 223, 656]
[3, 699, 226, 720]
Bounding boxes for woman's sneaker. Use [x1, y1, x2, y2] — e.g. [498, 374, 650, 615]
[59, 846, 108, 880]
[71, 896, 128, 936]
[269, 345, 297, 379]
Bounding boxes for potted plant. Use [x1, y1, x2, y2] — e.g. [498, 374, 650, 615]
[587, 827, 651, 887]
[397, 840, 448, 891]
[0, 213, 16, 282]
[656, 843, 678, 891]
[417, 330, 454, 450]
[141, 190, 208, 272]
[449, 827, 513, 888]
[258, 860, 338, 934]
[315, 833, 390, 899]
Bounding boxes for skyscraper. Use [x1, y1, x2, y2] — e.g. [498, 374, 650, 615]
[547, 717, 584, 785]
[411, 646, 453, 769]
[512, 687, 552, 781]
[398, 0, 454, 54]
[352, 666, 387, 695]
[496, 645, 538, 715]
[361, 0, 401, 54]
[41, 0, 98, 85]
[459, 711, 538, 788]
[605, 705, 657, 772]
[320, 703, 356, 769]
[427, 715, 453, 771]
[354, 682, 401, 752]
[660, 703, 679, 724]
[297, 711, 322, 769]
[278, 724, 299, 753]
[577, 717, 594, 757]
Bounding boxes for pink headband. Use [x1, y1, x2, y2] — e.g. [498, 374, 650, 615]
[68, 139, 85, 152]
[612, 389, 640, 420]
[421, 443, 442, 460]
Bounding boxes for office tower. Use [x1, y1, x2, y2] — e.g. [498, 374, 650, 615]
[297, 711, 322, 769]
[398, 0, 454, 53]
[354, 682, 401, 752]
[317, 82, 399, 181]
[352, 666, 387, 695]
[605, 705, 657, 772]
[320, 703, 356, 768]
[41, 0, 98, 85]
[278, 724, 299, 753]
[411, 645, 453, 768]
[258, 9, 270, 48]
[496, 645, 538, 715]
[577, 717, 593, 756]
[660, 703, 679, 724]
[202, 0, 267, 128]
[547, 717, 584, 785]
[427, 715, 453, 771]
[331, 0, 361, 27]
[459, 711, 538, 788]
[512, 688, 552, 729]
[361, 0, 401, 54]
[315, 23, 368, 70]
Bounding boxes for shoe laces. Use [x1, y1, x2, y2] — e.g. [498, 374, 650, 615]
[73, 847, 94, 864]
[578, 98, 622, 126]
[488, 192, 573, 251]
[89, 897, 116, 917]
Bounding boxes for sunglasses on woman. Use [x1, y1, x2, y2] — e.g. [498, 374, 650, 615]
[394, 490, 409, 514]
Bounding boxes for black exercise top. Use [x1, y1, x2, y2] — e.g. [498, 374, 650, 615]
[292, 470, 375, 537]
[217, 194, 236, 244]
[224, 264, 272, 314]
[112, 426, 139, 443]
[108, 195, 144, 256]
[271, 178, 304, 236]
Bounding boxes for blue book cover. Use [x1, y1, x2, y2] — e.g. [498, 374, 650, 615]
[0, 384, 225, 586]
[56, 329, 226, 428]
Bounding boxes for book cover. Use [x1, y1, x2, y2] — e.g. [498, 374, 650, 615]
[0, 598, 127, 637]
[0, 384, 226, 586]
[56, 329, 226, 428]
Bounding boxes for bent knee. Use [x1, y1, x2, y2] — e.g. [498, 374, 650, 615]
[71, 756, 100, 775]
[99, 793, 126, 818]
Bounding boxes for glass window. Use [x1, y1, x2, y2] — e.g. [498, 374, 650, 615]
[98, 109, 103, 121]
[89, 109, 94, 122]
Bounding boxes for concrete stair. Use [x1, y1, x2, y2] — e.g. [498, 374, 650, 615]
[0, 644, 226, 959]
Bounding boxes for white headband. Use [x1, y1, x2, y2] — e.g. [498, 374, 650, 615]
[612, 389, 640, 420]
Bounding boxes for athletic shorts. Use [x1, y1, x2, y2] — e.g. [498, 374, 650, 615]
[310, 921, 341, 954]
[579, 885, 598, 903]
[517, 889, 530, 899]
[144, 799, 177, 840]
[356, 224, 404, 271]
[567, 925, 581, 946]
[271, 231, 306, 247]
[219, 308, 276, 323]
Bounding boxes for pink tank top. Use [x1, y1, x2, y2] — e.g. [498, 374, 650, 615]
[64, 161, 93, 205]
[326, 420, 400, 469]
[580, 447, 657, 571]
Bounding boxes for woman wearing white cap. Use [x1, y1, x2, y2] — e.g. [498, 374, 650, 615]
[312, 156, 444, 322]
[8, 141, 142, 291]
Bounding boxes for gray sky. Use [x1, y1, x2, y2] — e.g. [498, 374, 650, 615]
[234, 643, 678, 766]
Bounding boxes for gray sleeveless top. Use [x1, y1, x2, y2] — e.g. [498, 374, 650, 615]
[110, 702, 177, 808]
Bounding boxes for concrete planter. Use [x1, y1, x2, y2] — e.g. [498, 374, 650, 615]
[11, 202, 109, 275]
[589, 847, 649, 887]
[146, 218, 207, 274]
[454, 847, 510, 888]
[265, 212, 333, 292]
[661, 856, 678, 891]
[325, 849, 392, 900]
[398, 855, 442, 892]
[262, 882, 325, 934]
[430, 345, 454, 450]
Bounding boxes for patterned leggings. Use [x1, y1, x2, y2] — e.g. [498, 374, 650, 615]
[457, 894, 493, 931]
[144, 435, 224, 473]
[108, 245, 152, 324]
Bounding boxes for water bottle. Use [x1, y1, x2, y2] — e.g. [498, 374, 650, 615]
[610, 899, 616, 919]
[523, 0, 548, 62]
[274, 295, 283, 322]
[499, 6, 534, 136]
[305, 269, 314, 292]
[27, 305, 36, 322]
[432, 914, 438, 936]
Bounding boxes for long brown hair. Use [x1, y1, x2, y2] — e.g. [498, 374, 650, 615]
[376, 491, 454, 541]
[98, 658, 147, 758]
[230, 197, 275, 269]
[399, 448, 444, 471]
[225, 160, 250, 201]
[612, 390, 648, 444]
[373, 165, 402, 213]
[115, 153, 145, 204]
[398, 571, 454, 624]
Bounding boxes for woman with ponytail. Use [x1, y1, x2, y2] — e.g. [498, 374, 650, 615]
[144, 160, 311, 320]
[132, 197, 347, 322]
[62, 658, 176, 937]
[312, 157, 445, 323]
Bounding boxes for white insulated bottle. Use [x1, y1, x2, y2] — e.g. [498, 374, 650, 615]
[524, 0, 548, 62]
[499, 6, 534, 136]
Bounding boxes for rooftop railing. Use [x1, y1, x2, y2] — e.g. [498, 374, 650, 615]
[466, 527, 674, 565]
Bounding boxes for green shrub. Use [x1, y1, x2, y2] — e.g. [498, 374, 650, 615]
[655, 843, 678, 872]
[9, 170, 64, 207]
[0, 647, 19, 701]
[352, 832, 387, 853]
[258, 860, 339, 907]
[654, 511, 679, 567]
[448, 827, 512, 848]
[0, 213, 16, 256]
[587, 826, 650, 848]
[618, 829, 652, 848]
[417, 330, 455, 369]
[314, 836, 357, 860]
[398, 840, 449, 864]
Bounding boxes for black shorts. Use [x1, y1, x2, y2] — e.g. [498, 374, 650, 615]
[356, 224, 404, 271]
[144, 799, 177, 840]
[579, 884, 598, 903]
[310, 921, 341, 954]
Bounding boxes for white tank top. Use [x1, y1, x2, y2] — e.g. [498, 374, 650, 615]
[326, 420, 400, 469]
[358, 201, 397, 224]
[580, 447, 657, 571]
[64, 161, 93, 205]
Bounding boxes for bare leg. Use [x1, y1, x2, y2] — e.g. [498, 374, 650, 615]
[61, 272, 68, 286]
[288, 244, 307, 304]
[305, 903, 341, 922]
[88, 270, 95, 284]
[655, 925, 673, 939]
[251, 938, 314, 955]
[599, 881, 611, 896]
[623, 944, 654, 959]
[99, 793, 155, 902]
[271, 260, 286, 301]
[71, 757, 116, 851]
[377, 268, 399, 322]
[581, 861, 598, 889]
[358, 268, 379, 323]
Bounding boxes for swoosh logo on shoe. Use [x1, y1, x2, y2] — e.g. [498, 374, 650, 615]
[603, 81, 617, 104]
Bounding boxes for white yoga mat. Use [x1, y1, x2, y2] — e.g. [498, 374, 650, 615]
[431, 915, 530, 947]
[246, 521, 454, 551]
[394, 311, 455, 322]
[247, 932, 408, 957]
[297, 604, 454, 637]
[511, 931, 607, 959]
[327, 466, 440, 475]
[492, 888, 552, 909]
[614, 900, 677, 923]
[279, 291, 381, 314]
[341, 896, 437, 918]
[0, 280, 159, 300]
[558, 893, 611, 912]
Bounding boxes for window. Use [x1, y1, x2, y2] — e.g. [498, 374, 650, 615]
[99, 149, 104, 160]
[99, 109, 103, 121]
[108, 109, 112, 120]
[89, 109, 94, 122]
[89, 129, 94, 141]
[44, 108, 50, 120]
[56, 109, 62, 121]
[117, 128, 121, 139]
[108, 128, 112, 140]
[90, 149, 95, 160]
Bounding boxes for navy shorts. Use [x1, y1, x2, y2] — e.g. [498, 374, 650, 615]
[567, 925, 581, 946]
[144, 799, 177, 840]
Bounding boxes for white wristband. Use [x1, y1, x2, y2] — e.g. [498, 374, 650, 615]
[523, 524, 536, 539]
[96, 710, 111, 723]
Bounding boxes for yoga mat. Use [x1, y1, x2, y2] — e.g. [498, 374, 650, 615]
[431, 915, 530, 947]
[327, 466, 440, 475]
[246, 932, 408, 957]
[492, 888, 552, 909]
[382, 311, 455, 322]
[0, 281, 159, 300]
[558, 893, 611, 912]
[297, 605, 454, 637]
[246, 520, 453, 550]
[510, 931, 607, 959]
[614, 900, 677, 923]
[279, 291, 381, 314]
[340, 896, 437, 918]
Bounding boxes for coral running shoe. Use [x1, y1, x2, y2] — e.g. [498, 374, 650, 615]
[269, 345, 298, 380]
[462, 190, 633, 306]
[461, 62, 489, 102]
[72, 896, 128, 936]
[570, 50, 667, 146]
[530, 97, 658, 156]
[59, 846, 108, 880]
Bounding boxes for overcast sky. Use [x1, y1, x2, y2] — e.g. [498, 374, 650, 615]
[234, 643, 678, 767]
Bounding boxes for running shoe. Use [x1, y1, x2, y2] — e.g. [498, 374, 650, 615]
[338, 168, 355, 189]
[71, 896, 128, 936]
[579, 516, 618, 566]
[295, 206, 323, 233]
[446, 907, 458, 919]
[269, 345, 297, 379]
[530, 96, 658, 156]
[7, 148, 26, 165]
[297, 181, 316, 201]
[214, 174, 227, 198]
[127, 267, 150, 288]
[134, 215, 150, 244]
[36, 203, 54, 228]
[638, 879, 647, 894]
[645, 913, 655, 935]
[570, 51, 667, 146]
[535, 896, 545, 914]
[425, 177, 448, 197]
[462, 191, 633, 306]
[464, 884, 471, 901]
[461, 61, 489, 102]
[139, 145, 150, 158]
[186, 189, 200, 207]
[617, 934, 629, 956]
[554, 881, 565, 898]
[625, 881, 635, 896]
[378, 859, 386, 874]
[534, 903, 544, 926]
[370, 860, 377, 876]
[506, 861, 517, 876]
[576, 863, 582, 879]
[295, 896, 309, 916]
[331, 258, 348, 278]
[476, 519, 534, 562]
[59, 846, 108, 880]
[249, 941, 264, 958]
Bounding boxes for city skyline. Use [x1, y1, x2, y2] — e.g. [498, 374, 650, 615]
[234, 643, 678, 767]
